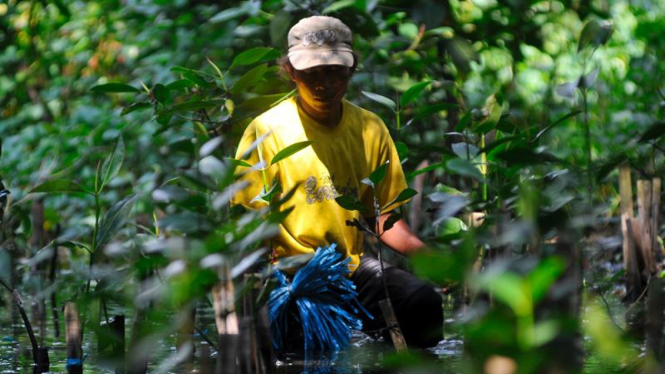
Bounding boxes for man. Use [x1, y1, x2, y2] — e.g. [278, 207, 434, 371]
[232, 15, 443, 348]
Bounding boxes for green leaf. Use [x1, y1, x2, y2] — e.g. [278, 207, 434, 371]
[479, 135, 523, 154]
[362, 91, 396, 111]
[446, 158, 485, 182]
[95, 194, 137, 251]
[31, 180, 91, 195]
[474, 95, 502, 134]
[369, 161, 389, 186]
[395, 141, 408, 161]
[578, 19, 613, 52]
[270, 11, 293, 46]
[152, 84, 170, 103]
[90, 83, 140, 93]
[166, 79, 196, 91]
[382, 212, 402, 232]
[638, 121, 665, 143]
[495, 147, 560, 165]
[226, 158, 252, 168]
[157, 211, 214, 234]
[121, 101, 152, 115]
[534, 110, 581, 141]
[250, 180, 282, 205]
[209, 6, 247, 23]
[406, 103, 457, 126]
[270, 141, 314, 166]
[274, 253, 314, 271]
[335, 195, 367, 213]
[230, 64, 268, 95]
[578, 20, 601, 52]
[528, 257, 565, 303]
[170, 67, 214, 87]
[407, 162, 445, 178]
[156, 113, 172, 125]
[322, 0, 356, 14]
[400, 81, 431, 107]
[383, 188, 417, 210]
[171, 99, 225, 112]
[100, 137, 125, 192]
[230, 47, 278, 70]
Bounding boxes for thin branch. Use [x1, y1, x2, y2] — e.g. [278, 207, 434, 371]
[0, 278, 12, 292]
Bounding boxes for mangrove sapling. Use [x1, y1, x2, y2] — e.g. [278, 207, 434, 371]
[336, 160, 418, 351]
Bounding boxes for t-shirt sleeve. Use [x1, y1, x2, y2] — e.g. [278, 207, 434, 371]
[361, 118, 410, 217]
[230, 120, 279, 210]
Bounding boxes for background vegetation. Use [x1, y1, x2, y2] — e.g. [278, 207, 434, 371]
[2, 0, 665, 372]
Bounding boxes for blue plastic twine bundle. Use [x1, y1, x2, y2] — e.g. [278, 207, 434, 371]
[268, 244, 370, 355]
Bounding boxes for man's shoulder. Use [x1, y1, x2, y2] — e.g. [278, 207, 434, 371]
[251, 97, 300, 133]
[343, 99, 388, 133]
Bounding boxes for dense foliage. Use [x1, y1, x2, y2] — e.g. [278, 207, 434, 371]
[2, 0, 665, 372]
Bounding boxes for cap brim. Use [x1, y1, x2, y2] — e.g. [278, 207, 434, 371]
[288, 48, 354, 70]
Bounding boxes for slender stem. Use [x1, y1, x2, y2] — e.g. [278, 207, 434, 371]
[0, 278, 12, 292]
[582, 87, 593, 211]
[13, 290, 40, 363]
[86, 193, 101, 294]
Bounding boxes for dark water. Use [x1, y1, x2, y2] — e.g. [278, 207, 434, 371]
[0, 309, 463, 374]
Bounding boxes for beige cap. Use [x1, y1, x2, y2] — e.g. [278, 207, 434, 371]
[287, 16, 354, 70]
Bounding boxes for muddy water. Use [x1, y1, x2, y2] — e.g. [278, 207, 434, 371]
[0, 306, 463, 374]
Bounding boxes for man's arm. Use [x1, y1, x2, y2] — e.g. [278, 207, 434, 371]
[373, 213, 425, 255]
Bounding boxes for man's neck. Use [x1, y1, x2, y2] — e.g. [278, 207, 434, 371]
[298, 97, 343, 128]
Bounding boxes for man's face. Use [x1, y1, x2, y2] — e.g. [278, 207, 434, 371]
[289, 64, 352, 112]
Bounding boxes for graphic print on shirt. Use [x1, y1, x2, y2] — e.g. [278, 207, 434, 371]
[304, 174, 359, 204]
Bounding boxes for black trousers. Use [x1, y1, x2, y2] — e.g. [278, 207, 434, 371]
[350, 255, 444, 348]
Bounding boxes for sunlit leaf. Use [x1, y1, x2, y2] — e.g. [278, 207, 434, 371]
[270, 141, 314, 165]
[250, 181, 281, 205]
[90, 83, 140, 93]
[322, 0, 356, 14]
[400, 81, 431, 107]
[226, 158, 252, 168]
[30, 180, 91, 195]
[362, 91, 396, 111]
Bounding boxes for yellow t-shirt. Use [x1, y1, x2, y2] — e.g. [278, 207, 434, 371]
[231, 97, 409, 273]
